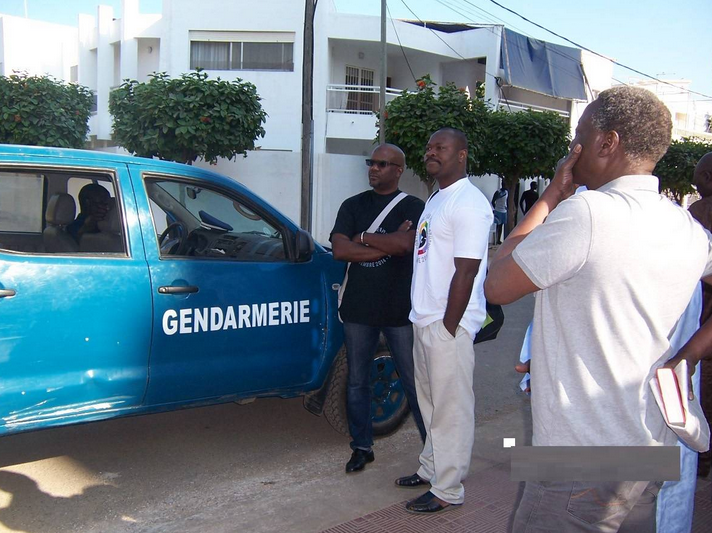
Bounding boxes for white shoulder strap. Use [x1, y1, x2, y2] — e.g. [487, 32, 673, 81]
[338, 191, 409, 320]
[367, 191, 408, 233]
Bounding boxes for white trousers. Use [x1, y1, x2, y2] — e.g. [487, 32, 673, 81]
[414, 320, 475, 504]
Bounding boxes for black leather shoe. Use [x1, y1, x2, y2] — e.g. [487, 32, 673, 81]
[405, 491, 461, 514]
[345, 449, 374, 473]
[395, 473, 430, 488]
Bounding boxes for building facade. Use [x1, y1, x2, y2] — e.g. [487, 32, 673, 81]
[0, 0, 613, 243]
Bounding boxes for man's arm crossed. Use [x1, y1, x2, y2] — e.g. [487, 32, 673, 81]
[331, 233, 388, 262]
[355, 220, 416, 256]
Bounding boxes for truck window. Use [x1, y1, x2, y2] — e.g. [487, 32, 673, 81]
[0, 171, 44, 234]
[145, 177, 286, 262]
[0, 169, 127, 255]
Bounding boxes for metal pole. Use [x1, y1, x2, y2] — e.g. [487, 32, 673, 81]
[300, 0, 315, 231]
[379, 0, 387, 144]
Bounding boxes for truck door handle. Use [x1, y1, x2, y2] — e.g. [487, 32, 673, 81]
[158, 285, 199, 295]
[0, 288, 16, 298]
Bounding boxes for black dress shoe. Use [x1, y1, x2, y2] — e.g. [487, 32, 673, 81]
[405, 491, 461, 514]
[345, 449, 374, 473]
[395, 473, 430, 488]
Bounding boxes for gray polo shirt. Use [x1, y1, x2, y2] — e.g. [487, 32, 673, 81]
[513, 175, 712, 446]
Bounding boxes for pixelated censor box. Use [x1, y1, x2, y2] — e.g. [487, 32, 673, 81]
[510, 446, 680, 481]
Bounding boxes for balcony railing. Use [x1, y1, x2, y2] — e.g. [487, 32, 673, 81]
[497, 99, 570, 118]
[673, 127, 712, 141]
[326, 84, 406, 115]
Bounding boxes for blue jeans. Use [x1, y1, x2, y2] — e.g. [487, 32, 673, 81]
[343, 321, 426, 450]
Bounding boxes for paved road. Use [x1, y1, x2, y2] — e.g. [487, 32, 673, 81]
[0, 295, 535, 533]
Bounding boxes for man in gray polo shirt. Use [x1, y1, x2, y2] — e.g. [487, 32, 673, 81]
[485, 86, 712, 531]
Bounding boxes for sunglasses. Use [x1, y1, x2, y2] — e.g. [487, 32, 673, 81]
[365, 159, 401, 169]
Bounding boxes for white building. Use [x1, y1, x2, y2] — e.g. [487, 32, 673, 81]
[0, 0, 612, 243]
[626, 78, 712, 142]
[0, 13, 78, 80]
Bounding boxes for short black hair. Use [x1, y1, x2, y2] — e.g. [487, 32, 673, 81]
[434, 127, 468, 151]
[78, 183, 109, 210]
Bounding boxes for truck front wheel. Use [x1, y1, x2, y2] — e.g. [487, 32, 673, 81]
[323, 339, 411, 437]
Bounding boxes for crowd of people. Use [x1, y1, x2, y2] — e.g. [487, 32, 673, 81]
[329, 85, 712, 531]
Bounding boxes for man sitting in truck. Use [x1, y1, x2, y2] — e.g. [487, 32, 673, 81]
[67, 183, 111, 242]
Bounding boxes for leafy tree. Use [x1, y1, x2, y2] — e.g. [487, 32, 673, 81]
[654, 138, 712, 204]
[481, 109, 570, 232]
[379, 75, 489, 194]
[109, 71, 267, 164]
[0, 72, 92, 148]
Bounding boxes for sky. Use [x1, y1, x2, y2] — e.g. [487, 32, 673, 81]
[2, 0, 710, 102]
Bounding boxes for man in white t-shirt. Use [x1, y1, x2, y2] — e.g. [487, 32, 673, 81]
[395, 128, 493, 514]
[485, 87, 712, 531]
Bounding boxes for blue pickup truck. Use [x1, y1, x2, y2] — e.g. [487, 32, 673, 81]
[0, 145, 410, 437]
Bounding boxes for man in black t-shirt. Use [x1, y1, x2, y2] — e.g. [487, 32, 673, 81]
[519, 182, 539, 215]
[330, 143, 426, 474]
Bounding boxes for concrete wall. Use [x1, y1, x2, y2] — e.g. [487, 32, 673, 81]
[0, 15, 78, 79]
[325, 113, 379, 143]
[442, 59, 486, 95]
[194, 151, 302, 224]
[136, 38, 161, 81]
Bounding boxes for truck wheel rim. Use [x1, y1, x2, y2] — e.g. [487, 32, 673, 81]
[370, 355, 405, 423]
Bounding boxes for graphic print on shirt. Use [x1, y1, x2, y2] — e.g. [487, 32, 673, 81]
[359, 227, 390, 268]
[416, 214, 432, 263]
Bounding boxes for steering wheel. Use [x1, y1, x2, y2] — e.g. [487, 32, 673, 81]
[158, 222, 188, 256]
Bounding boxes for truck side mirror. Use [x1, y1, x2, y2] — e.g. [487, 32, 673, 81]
[295, 229, 314, 262]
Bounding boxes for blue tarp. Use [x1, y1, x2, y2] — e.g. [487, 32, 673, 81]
[500, 28, 586, 101]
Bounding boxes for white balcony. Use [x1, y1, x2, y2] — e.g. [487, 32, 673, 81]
[325, 84, 406, 140]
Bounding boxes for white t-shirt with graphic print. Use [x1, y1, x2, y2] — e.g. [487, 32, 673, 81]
[410, 178, 493, 339]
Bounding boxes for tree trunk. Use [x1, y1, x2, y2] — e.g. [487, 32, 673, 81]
[505, 177, 519, 236]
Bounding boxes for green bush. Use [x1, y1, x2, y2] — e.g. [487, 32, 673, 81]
[655, 138, 712, 204]
[0, 72, 92, 148]
[109, 71, 267, 164]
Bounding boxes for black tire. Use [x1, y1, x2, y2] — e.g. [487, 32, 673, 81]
[323, 337, 411, 437]
[323, 346, 349, 436]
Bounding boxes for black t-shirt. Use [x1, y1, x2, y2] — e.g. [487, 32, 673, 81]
[520, 190, 539, 213]
[330, 190, 425, 327]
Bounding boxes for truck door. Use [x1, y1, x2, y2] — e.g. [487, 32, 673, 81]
[0, 160, 151, 432]
[134, 170, 328, 405]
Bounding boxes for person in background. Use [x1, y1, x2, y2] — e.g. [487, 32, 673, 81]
[519, 182, 539, 215]
[491, 185, 508, 244]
